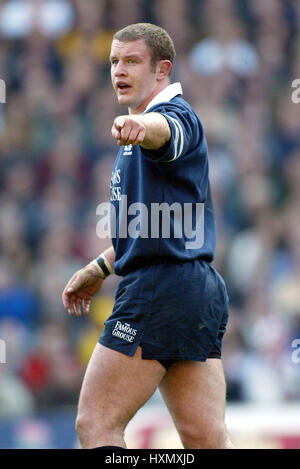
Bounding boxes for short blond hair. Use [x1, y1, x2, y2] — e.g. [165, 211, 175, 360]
[113, 23, 176, 73]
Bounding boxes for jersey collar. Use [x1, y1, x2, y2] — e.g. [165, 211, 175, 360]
[145, 82, 183, 111]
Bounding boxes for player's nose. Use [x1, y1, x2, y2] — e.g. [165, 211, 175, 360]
[114, 60, 127, 77]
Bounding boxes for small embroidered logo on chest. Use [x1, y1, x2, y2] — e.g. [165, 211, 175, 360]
[123, 144, 133, 156]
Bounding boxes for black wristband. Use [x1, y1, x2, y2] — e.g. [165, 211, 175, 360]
[95, 256, 111, 278]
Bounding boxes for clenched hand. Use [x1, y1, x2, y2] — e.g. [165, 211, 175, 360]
[111, 115, 146, 146]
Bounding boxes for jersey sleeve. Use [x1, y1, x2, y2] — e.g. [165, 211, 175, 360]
[141, 101, 202, 163]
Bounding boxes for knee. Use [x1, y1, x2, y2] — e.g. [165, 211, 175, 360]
[179, 418, 228, 449]
[75, 412, 106, 445]
[75, 410, 124, 447]
[75, 413, 92, 446]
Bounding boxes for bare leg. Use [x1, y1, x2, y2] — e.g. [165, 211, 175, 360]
[159, 359, 235, 449]
[76, 344, 166, 448]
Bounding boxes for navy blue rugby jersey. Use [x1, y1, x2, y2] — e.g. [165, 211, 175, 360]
[109, 82, 216, 276]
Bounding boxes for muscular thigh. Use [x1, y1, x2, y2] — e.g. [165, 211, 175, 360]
[77, 344, 165, 429]
[159, 359, 227, 447]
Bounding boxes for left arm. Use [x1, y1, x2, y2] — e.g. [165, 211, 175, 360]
[111, 113, 171, 150]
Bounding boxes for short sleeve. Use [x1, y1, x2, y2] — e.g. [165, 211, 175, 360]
[141, 101, 202, 163]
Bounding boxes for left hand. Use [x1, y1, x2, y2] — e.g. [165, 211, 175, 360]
[62, 262, 104, 317]
[111, 115, 146, 146]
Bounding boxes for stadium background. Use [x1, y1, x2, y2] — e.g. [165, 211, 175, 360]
[0, 0, 299, 449]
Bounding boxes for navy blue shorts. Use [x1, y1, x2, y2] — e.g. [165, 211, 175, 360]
[98, 259, 229, 368]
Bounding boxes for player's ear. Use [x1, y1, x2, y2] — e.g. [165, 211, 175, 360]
[157, 60, 172, 81]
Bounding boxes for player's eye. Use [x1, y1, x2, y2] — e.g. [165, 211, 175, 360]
[111, 59, 118, 65]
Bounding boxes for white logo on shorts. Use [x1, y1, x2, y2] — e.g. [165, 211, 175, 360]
[112, 321, 137, 343]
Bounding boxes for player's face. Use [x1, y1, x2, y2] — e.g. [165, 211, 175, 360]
[110, 39, 160, 114]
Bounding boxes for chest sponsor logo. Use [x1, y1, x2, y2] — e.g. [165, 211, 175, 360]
[110, 169, 122, 201]
[112, 321, 137, 343]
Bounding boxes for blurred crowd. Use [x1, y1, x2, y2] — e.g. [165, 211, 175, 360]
[0, 0, 299, 417]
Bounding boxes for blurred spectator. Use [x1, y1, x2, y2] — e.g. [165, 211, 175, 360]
[189, 8, 259, 77]
[0, 366, 35, 416]
[0, 319, 35, 416]
[0, 260, 38, 328]
[19, 323, 83, 407]
[0, 0, 74, 39]
[57, 0, 112, 64]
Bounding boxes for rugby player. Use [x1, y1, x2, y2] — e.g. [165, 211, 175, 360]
[62, 23, 235, 450]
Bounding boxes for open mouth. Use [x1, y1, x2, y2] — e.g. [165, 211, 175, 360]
[117, 83, 131, 93]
